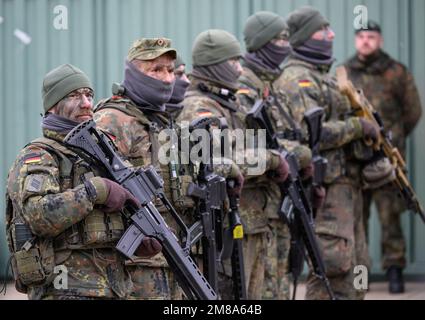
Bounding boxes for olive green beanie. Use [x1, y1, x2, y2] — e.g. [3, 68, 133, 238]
[244, 11, 287, 52]
[286, 6, 329, 48]
[41, 64, 93, 112]
[192, 29, 242, 66]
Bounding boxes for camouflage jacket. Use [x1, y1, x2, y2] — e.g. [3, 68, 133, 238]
[94, 94, 196, 267]
[178, 75, 281, 234]
[237, 62, 312, 220]
[275, 56, 366, 184]
[343, 50, 422, 155]
[238, 62, 312, 170]
[6, 128, 131, 299]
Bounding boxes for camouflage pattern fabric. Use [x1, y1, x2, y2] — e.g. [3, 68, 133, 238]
[177, 75, 280, 299]
[343, 50, 422, 271]
[277, 56, 370, 300]
[363, 186, 406, 270]
[305, 178, 369, 300]
[94, 95, 186, 300]
[6, 128, 131, 300]
[237, 63, 300, 299]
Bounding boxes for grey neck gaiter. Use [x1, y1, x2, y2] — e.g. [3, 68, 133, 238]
[245, 42, 292, 71]
[293, 38, 335, 66]
[122, 60, 174, 111]
[192, 60, 241, 90]
[41, 113, 80, 135]
[168, 78, 190, 104]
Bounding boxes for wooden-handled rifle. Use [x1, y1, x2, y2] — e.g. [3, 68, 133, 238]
[336, 66, 425, 223]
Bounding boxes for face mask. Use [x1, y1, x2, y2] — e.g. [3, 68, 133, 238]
[41, 113, 80, 135]
[245, 42, 292, 71]
[122, 59, 175, 109]
[293, 38, 335, 66]
[192, 60, 241, 90]
[168, 77, 190, 104]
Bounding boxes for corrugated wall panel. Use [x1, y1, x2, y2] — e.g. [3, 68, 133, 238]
[1, 0, 424, 279]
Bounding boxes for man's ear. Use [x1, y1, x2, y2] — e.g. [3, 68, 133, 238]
[379, 36, 384, 49]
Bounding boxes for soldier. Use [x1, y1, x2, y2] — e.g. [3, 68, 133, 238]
[342, 21, 423, 293]
[238, 11, 318, 300]
[275, 7, 380, 299]
[5, 64, 155, 300]
[177, 29, 290, 300]
[94, 38, 188, 300]
[166, 54, 190, 118]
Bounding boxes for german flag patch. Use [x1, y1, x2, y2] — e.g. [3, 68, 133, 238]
[298, 80, 313, 88]
[197, 111, 213, 117]
[24, 154, 42, 164]
[236, 88, 250, 95]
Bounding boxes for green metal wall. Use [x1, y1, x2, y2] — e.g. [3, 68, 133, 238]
[1, 0, 424, 278]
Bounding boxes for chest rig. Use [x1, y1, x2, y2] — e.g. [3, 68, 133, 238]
[240, 66, 304, 145]
[29, 137, 125, 250]
[95, 95, 196, 213]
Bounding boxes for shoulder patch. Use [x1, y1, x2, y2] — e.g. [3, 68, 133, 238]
[197, 110, 213, 117]
[236, 88, 251, 95]
[298, 80, 313, 88]
[26, 175, 45, 193]
[23, 153, 42, 164]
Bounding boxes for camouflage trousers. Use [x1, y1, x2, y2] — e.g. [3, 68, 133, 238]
[363, 186, 406, 270]
[127, 265, 183, 300]
[305, 178, 370, 300]
[242, 232, 268, 300]
[262, 219, 291, 300]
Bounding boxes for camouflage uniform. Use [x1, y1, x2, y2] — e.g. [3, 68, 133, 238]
[6, 128, 132, 300]
[178, 75, 284, 300]
[94, 94, 192, 299]
[93, 38, 196, 300]
[343, 50, 423, 270]
[276, 56, 371, 300]
[237, 62, 312, 300]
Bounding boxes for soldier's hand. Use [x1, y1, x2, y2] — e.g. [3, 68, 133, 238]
[311, 186, 326, 212]
[272, 155, 290, 183]
[90, 177, 141, 212]
[135, 237, 162, 258]
[359, 118, 379, 143]
[301, 162, 314, 180]
[227, 173, 244, 197]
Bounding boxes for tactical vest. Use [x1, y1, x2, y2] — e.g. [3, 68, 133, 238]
[95, 96, 196, 214]
[240, 66, 305, 143]
[283, 60, 364, 184]
[5, 137, 125, 292]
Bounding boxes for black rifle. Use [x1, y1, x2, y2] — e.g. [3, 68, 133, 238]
[246, 97, 336, 300]
[304, 107, 328, 216]
[226, 180, 247, 300]
[186, 117, 227, 293]
[304, 107, 327, 188]
[64, 120, 217, 300]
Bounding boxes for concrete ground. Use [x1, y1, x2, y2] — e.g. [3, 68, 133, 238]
[1, 281, 424, 300]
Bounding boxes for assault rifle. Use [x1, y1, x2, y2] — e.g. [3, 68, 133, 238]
[64, 120, 217, 300]
[246, 97, 335, 300]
